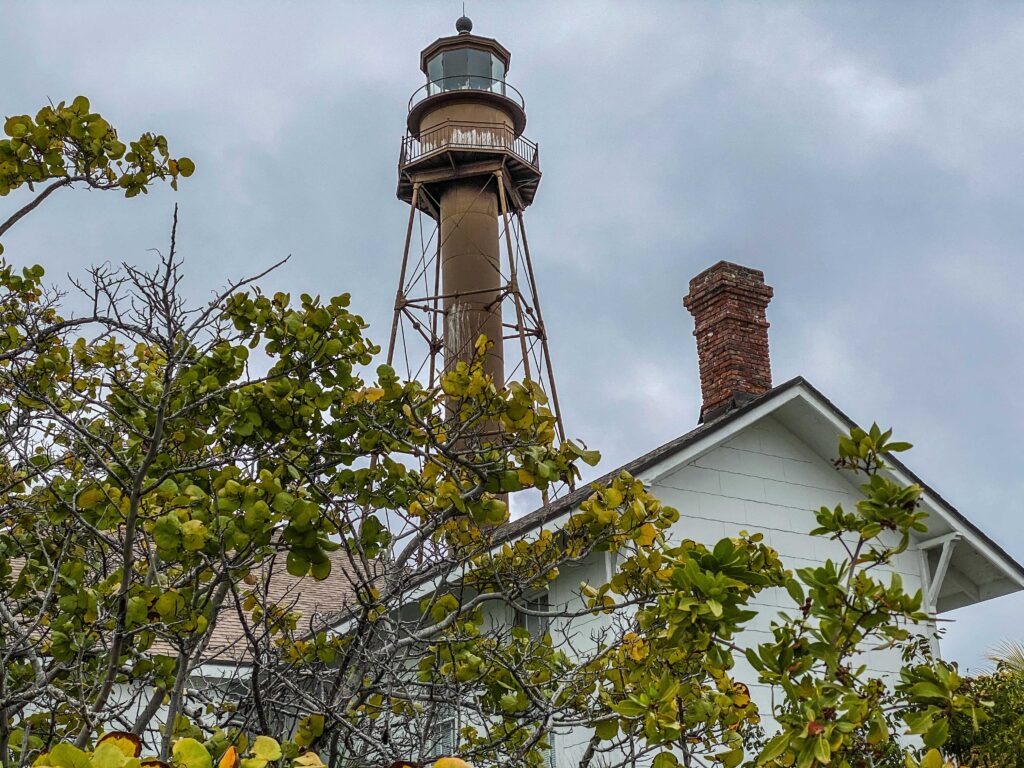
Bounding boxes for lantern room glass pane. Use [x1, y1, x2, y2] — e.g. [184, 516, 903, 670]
[426, 54, 442, 95]
[491, 54, 505, 93]
[442, 49, 470, 90]
[467, 48, 491, 89]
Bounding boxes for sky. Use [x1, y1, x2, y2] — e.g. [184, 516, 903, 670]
[2, 0, 1022, 671]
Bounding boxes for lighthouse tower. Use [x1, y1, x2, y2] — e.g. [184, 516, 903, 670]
[388, 16, 565, 447]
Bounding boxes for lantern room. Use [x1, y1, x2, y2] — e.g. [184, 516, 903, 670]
[407, 16, 526, 136]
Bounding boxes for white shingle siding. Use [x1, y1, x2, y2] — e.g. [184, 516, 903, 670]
[653, 416, 932, 692]
[546, 414, 937, 765]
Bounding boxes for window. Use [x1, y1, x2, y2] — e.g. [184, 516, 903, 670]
[514, 593, 550, 639]
[433, 709, 458, 757]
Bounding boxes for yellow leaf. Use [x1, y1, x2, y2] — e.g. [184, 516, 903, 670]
[250, 737, 281, 762]
[635, 523, 657, 547]
[623, 632, 648, 661]
[97, 733, 142, 759]
[731, 683, 751, 708]
[602, 487, 623, 507]
[90, 743, 129, 768]
[473, 334, 490, 356]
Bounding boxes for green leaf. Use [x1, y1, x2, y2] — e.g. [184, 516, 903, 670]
[910, 682, 946, 700]
[286, 551, 309, 578]
[651, 753, 678, 768]
[429, 593, 460, 623]
[594, 719, 618, 740]
[90, 744, 129, 768]
[919, 749, 943, 768]
[718, 747, 743, 768]
[309, 552, 332, 581]
[152, 513, 183, 558]
[903, 710, 933, 734]
[272, 492, 295, 512]
[866, 708, 889, 745]
[181, 519, 207, 551]
[612, 698, 647, 718]
[77, 487, 105, 509]
[884, 441, 913, 453]
[757, 733, 790, 765]
[922, 716, 949, 749]
[155, 591, 185, 622]
[172, 738, 212, 768]
[47, 744, 91, 768]
[294, 714, 325, 748]
[814, 734, 830, 765]
[785, 578, 805, 605]
[177, 157, 195, 177]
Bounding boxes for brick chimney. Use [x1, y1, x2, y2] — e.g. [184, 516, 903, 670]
[683, 261, 774, 423]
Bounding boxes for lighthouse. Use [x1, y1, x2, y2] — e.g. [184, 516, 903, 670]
[388, 15, 564, 446]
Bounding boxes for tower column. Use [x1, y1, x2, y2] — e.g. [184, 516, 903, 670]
[439, 180, 504, 383]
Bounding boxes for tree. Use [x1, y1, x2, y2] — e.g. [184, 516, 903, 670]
[947, 642, 1024, 767]
[0, 96, 193, 251]
[0, 96, 661, 767]
[0, 98, 985, 768]
[551, 426, 983, 768]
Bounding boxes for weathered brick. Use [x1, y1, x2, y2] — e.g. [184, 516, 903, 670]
[683, 261, 773, 422]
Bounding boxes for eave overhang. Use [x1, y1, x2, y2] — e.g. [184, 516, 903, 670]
[503, 377, 1024, 614]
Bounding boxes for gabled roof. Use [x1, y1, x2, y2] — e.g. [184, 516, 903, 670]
[502, 377, 1024, 613]
[9, 548, 365, 669]
[195, 547, 363, 665]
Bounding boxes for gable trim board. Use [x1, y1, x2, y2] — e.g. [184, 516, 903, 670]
[503, 376, 1024, 614]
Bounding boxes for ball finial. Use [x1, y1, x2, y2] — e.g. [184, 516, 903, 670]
[455, 15, 473, 34]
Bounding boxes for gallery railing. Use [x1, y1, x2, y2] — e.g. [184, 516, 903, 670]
[399, 121, 540, 171]
[408, 77, 526, 111]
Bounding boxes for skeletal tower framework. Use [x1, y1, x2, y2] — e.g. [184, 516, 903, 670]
[388, 16, 567, 457]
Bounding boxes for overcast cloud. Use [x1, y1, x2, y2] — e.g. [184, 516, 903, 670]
[2, 0, 1022, 671]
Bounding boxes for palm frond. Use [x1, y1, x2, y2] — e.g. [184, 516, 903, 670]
[988, 639, 1024, 674]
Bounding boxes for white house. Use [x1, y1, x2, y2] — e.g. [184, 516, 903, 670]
[164, 261, 1022, 766]
[488, 260, 1024, 766]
